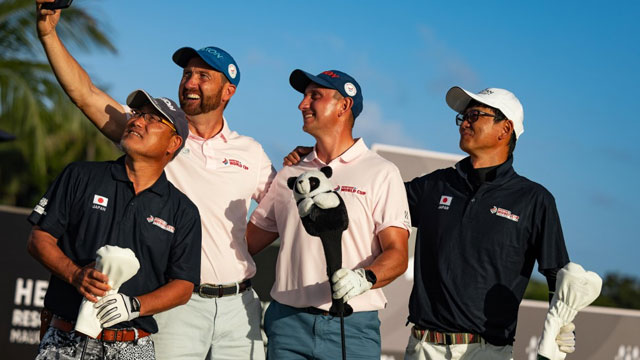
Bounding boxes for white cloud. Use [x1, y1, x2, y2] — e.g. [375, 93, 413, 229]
[354, 101, 421, 148]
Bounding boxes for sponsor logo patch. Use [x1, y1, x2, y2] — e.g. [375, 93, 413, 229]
[147, 215, 175, 233]
[438, 195, 452, 210]
[344, 82, 357, 97]
[221, 158, 249, 170]
[33, 197, 48, 215]
[92, 195, 108, 212]
[228, 64, 237, 79]
[334, 185, 366, 195]
[490, 206, 519, 222]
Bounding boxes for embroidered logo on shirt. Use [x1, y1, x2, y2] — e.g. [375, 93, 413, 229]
[221, 158, 249, 170]
[34, 197, 48, 215]
[92, 195, 108, 212]
[490, 206, 519, 222]
[334, 185, 366, 195]
[147, 215, 175, 233]
[438, 195, 452, 210]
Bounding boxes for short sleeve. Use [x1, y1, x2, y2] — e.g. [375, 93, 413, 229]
[27, 163, 81, 239]
[165, 200, 202, 285]
[372, 166, 411, 234]
[249, 172, 282, 233]
[252, 145, 276, 203]
[534, 191, 570, 271]
[405, 175, 427, 227]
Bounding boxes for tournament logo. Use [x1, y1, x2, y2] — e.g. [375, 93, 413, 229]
[147, 215, 175, 233]
[92, 194, 108, 212]
[221, 157, 249, 170]
[438, 195, 452, 210]
[344, 82, 357, 97]
[335, 185, 366, 195]
[228, 64, 237, 79]
[490, 206, 519, 222]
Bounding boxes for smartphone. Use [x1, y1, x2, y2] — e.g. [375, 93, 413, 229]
[41, 0, 74, 10]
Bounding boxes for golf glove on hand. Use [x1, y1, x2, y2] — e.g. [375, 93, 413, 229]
[556, 322, 576, 353]
[94, 293, 140, 328]
[331, 268, 373, 302]
[538, 262, 602, 360]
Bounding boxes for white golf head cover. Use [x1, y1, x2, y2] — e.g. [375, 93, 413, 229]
[537, 262, 603, 360]
[75, 245, 140, 337]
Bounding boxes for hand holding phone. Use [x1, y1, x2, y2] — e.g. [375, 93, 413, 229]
[41, 0, 73, 10]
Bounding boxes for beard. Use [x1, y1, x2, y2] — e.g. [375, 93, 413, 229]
[180, 87, 223, 116]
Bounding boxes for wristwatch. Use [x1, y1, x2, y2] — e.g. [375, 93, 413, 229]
[364, 269, 377, 286]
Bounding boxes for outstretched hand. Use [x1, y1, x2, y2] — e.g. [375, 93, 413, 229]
[72, 262, 110, 303]
[283, 146, 313, 166]
[36, 0, 61, 39]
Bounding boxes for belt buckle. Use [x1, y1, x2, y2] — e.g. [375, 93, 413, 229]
[198, 284, 214, 298]
[102, 329, 119, 343]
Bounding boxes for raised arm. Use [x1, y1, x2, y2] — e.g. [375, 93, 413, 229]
[36, 0, 128, 142]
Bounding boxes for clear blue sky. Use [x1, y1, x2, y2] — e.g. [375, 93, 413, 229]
[65, 0, 640, 277]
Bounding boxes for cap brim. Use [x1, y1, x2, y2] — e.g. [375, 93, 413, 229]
[289, 69, 336, 93]
[0, 129, 15, 142]
[172, 47, 199, 68]
[446, 86, 481, 114]
[126, 89, 175, 126]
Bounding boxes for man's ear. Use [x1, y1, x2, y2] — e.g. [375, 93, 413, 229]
[339, 96, 353, 118]
[222, 83, 237, 103]
[499, 120, 514, 141]
[287, 176, 297, 190]
[320, 166, 332, 178]
[166, 135, 183, 157]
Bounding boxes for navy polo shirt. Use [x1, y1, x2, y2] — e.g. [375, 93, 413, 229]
[28, 156, 202, 333]
[405, 156, 569, 346]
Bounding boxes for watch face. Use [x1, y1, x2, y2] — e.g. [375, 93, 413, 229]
[365, 269, 377, 285]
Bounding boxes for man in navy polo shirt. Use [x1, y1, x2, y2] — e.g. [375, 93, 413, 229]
[27, 89, 202, 359]
[403, 87, 574, 360]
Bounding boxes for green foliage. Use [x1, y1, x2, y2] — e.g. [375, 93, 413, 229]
[524, 272, 640, 310]
[0, 0, 120, 206]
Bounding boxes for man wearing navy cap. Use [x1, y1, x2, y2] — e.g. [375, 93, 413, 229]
[37, 2, 275, 359]
[28, 89, 201, 360]
[247, 70, 411, 358]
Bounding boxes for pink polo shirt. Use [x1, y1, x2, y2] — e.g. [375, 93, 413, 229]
[250, 139, 411, 312]
[123, 105, 276, 284]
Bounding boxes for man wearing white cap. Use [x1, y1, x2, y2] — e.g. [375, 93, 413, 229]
[403, 87, 574, 359]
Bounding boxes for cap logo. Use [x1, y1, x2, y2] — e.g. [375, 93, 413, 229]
[321, 71, 340, 79]
[159, 98, 176, 111]
[344, 82, 357, 97]
[479, 89, 494, 95]
[228, 64, 237, 79]
[202, 47, 223, 59]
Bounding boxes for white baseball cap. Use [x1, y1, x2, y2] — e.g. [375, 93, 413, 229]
[446, 86, 524, 139]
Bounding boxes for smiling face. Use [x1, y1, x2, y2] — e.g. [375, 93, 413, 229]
[178, 57, 227, 116]
[298, 82, 346, 137]
[120, 104, 182, 161]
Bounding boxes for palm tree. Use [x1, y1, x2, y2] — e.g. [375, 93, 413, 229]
[0, 0, 120, 206]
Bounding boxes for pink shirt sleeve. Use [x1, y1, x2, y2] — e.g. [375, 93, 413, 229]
[372, 166, 412, 235]
[252, 145, 276, 203]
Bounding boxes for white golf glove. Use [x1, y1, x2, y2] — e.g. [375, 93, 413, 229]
[331, 268, 373, 302]
[537, 262, 602, 360]
[94, 293, 140, 328]
[556, 322, 576, 354]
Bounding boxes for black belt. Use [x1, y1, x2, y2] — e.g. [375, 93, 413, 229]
[194, 279, 252, 298]
[303, 307, 330, 316]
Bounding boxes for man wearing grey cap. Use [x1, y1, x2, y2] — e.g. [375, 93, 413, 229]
[28, 90, 201, 360]
[403, 87, 574, 359]
[37, 1, 274, 358]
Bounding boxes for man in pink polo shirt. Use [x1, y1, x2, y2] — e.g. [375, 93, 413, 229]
[247, 69, 411, 358]
[37, 2, 275, 359]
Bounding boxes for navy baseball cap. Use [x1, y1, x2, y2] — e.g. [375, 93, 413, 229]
[172, 46, 240, 86]
[126, 89, 189, 151]
[289, 69, 363, 119]
[0, 129, 15, 142]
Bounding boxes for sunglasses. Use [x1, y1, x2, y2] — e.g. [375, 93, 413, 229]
[455, 109, 499, 126]
[131, 110, 177, 133]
